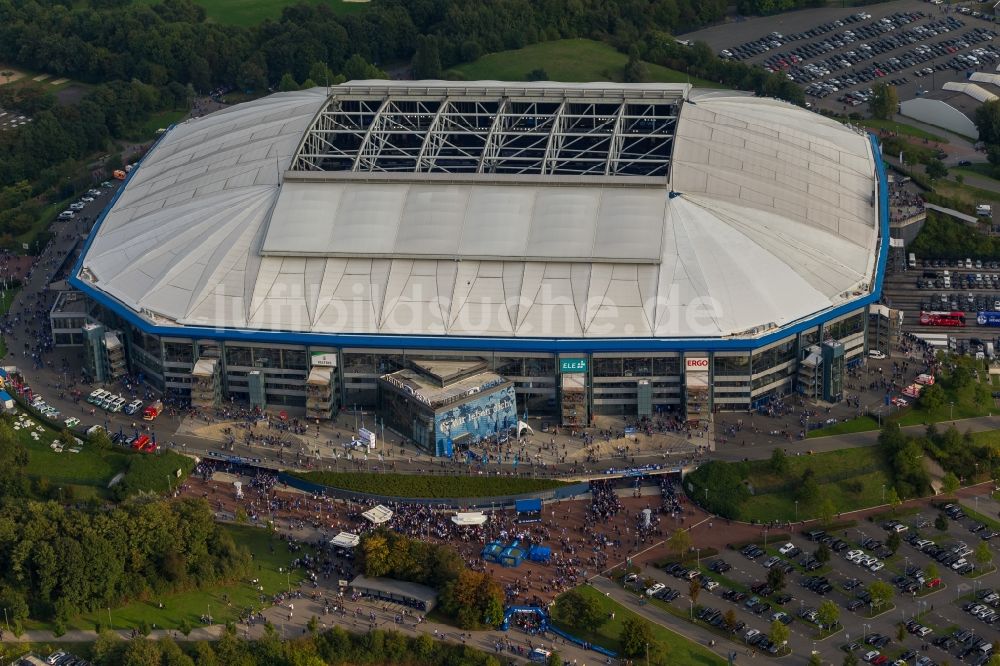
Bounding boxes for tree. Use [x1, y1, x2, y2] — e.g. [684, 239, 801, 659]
[278, 73, 299, 92]
[843, 651, 859, 666]
[667, 528, 691, 559]
[526, 68, 549, 81]
[975, 541, 994, 568]
[869, 82, 899, 120]
[553, 589, 606, 632]
[814, 542, 831, 564]
[819, 497, 836, 527]
[766, 566, 786, 592]
[688, 579, 701, 606]
[547, 651, 562, 666]
[342, 54, 384, 81]
[808, 653, 823, 666]
[919, 382, 945, 412]
[925, 158, 948, 181]
[867, 580, 894, 608]
[769, 619, 789, 648]
[360, 533, 391, 577]
[817, 600, 840, 631]
[935, 513, 949, 531]
[724, 608, 738, 630]
[620, 616, 656, 658]
[886, 531, 901, 554]
[987, 653, 1000, 666]
[974, 99, 1000, 145]
[122, 638, 162, 666]
[925, 562, 939, 580]
[942, 471, 960, 495]
[411, 36, 442, 79]
[769, 447, 789, 475]
[624, 45, 647, 83]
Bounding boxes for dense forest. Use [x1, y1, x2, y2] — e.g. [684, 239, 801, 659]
[0, 0, 805, 246]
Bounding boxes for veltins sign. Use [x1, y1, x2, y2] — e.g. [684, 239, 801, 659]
[685, 357, 709, 372]
[560, 358, 588, 373]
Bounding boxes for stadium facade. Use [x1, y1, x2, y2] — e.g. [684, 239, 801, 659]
[58, 81, 888, 428]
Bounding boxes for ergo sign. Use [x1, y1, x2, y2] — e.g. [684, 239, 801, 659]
[685, 357, 709, 371]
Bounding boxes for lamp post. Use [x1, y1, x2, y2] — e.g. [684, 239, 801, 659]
[795, 501, 799, 523]
[696, 548, 702, 569]
[882, 484, 886, 503]
[862, 623, 870, 643]
[949, 401, 954, 421]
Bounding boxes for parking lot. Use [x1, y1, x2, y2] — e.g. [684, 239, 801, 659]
[883, 256, 1000, 351]
[622, 495, 999, 664]
[683, 0, 999, 113]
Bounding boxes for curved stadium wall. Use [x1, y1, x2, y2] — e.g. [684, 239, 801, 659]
[62, 82, 888, 418]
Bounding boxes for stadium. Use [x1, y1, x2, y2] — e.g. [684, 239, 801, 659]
[59, 80, 888, 433]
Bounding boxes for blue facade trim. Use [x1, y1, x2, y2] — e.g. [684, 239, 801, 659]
[68, 130, 888, 355]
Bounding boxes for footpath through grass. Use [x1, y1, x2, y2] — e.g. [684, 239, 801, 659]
[451, 39, 724, 88]
[40, 524, 309, 631]
[293, 471, 568, 498]
[550, 584, 724, 665]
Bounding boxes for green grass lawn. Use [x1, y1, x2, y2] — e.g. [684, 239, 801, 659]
[859, 119, 948, 143]
[738, 447, 892, 523]
[971, 430, 1000, 449]
[137, 0, 366, 26]
[294, 471, 568, 498]
[35, 524, 310, 631]
[125, 108, 188, 142]
[13, 410, 128, 498]
[550, 584, 724, 665]
[807, 415, 880, 438]
[451, 39, 724, 88]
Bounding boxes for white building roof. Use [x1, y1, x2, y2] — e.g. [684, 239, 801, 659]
[78, 82, 880, 341]
[361, 505, 393, 525]
[942, 81, 998, 103]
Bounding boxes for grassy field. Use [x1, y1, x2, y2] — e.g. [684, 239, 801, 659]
[33, 524, 309, 631]
[294, 471, 568, 498]
[859, 119, 948, 143]
[137, 0, 366, 26]
[738, 447, 892, 523]
[125, 108, 187, 142]
[550, 585, 724, 665]
[451, 39, 724, 87]
[13, 410, 128, 499]
[807, 415, 880, 438]
[971, 430, 1000, 449]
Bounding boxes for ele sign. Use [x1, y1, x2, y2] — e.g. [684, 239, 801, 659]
[560, 358, 588, 373]
[685, 357, 709, 372]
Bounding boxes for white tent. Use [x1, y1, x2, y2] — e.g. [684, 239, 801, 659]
[330, 531, 361, 548]
[451, 512, 488, 527]
[517, 421, 534, 437]
[361, 505, 394, 525]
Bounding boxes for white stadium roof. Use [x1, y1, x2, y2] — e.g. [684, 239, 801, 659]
[77, 81, 881, 341]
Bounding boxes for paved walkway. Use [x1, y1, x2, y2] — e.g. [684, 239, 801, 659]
[924, 202, 978, 224]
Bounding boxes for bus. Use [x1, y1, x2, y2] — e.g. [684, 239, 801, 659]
[919, 311, 966, 327]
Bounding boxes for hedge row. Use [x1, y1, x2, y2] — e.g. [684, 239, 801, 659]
[291, 471, 569, 499]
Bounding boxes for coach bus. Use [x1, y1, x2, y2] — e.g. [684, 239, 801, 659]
[919, 311, 966, 327]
